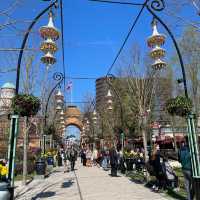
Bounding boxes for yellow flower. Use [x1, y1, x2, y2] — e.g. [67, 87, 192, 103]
[1, 166, 8, 176]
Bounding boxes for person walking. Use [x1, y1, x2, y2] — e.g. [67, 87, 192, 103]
[109, 146, 118, 177]
[86, 148, 92, 167]
[178, 138, 194, 200]
[63, 150, 68, 173]
[57, 151, 62, 167]
[151, 144, 165, 192]
[118, 149, 126, 174]
[81, 148, 87, 166]
[69, 146, 77, 171]
[92, 148, 98, 166]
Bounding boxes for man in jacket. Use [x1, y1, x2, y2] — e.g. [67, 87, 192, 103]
[69, 146, 78, 171]
[178, 138, 194, 200]
[109, 147, 118, 177]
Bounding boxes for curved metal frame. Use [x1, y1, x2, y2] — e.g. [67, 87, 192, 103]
[43, 72, 64, 154]
[15, 0, 58, 95]
[145, 0, 188, 98]
[44, 72, 64, 126]
[106, 74, 124, 130]
[90, 0, 200, 183]
[8, 1, 59, 198]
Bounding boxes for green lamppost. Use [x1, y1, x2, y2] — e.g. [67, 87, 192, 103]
[90, 0, 200, 197]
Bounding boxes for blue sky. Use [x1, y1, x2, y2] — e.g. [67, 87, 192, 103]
[0, 1, 199, 114]
[1, 0, 200, 138]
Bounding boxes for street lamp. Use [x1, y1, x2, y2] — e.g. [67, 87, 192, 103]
[106, 90, 113, 111]
[43, 73, 64, 154]
[106, 76, 125, 150]
[148, 19, 166, 70]
[89, 0, 200, 195]
[44, 75, 64, 126]
[7, 1, 59, 198]
[92, 109, 98, 148]
[40, 10, 59, 69]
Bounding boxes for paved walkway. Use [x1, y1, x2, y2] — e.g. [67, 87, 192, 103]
[15, 161, 171, 200]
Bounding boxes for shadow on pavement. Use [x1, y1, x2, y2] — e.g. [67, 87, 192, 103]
[31, 191, 56, 199]
[62, 179, 74, 188]
[166, 189, 186, 200]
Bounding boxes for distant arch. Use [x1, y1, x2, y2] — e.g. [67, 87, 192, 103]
[64, 106, 83, 135]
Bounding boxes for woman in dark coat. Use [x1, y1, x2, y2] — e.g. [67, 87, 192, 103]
[109, 147, 118, 177]
[81, 149, 87, 166]
[57, 151, 62, 167]
[151, 144, 165, 191]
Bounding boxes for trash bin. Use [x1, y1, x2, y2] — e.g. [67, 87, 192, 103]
[0, 182, 10, 200]
[35, 158, 46, 175]
[47, 156, 54, 166]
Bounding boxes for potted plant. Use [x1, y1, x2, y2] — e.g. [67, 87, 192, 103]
[165, 96, 192, 117]
[0, 163, 10, 200]
[11, 94, 40, 117]
[124, 148, 134, 171]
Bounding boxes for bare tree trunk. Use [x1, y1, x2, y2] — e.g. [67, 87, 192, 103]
[141, 117, 150, 182]
[142, 127, 148, 162]
[22, 116, 28, 185]
[171, 116, 178, 153]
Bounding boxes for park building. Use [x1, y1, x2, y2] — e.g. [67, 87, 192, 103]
[95, 76, 190, 147]
[0, 82, 15, 115]
[0, 82, 42, 158]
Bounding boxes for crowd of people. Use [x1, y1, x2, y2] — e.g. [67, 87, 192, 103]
[79, 146, 145, 177]
[56, 145, 78, 172]
[78, 138, 193, 200]
[55, 137, 193, 200]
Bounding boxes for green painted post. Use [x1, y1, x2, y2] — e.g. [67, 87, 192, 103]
[187, 116, 196, 176]
[121, 132, 124, 152]
[7, 115, 19, 199]
[187, 114, 200, 199]
[187, 114, 200, 178]
[11, 115, 19, 187]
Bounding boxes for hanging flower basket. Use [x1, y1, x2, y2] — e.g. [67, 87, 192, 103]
[165, 96, 192, 117]
[11, 94, 40, 117]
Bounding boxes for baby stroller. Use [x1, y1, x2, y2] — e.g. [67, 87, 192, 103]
[162, 159, 178, 189]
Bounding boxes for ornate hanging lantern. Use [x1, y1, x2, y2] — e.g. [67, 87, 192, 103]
[41, 51, 56, 66]
[106, 90, 112, 98]
[60, 110, 64, 116]
[55, 89, 64, 101]
[39, 11, 59, 41]
[147, 19, 165, 48]
[107, 104, 113, 111]
[56, 105, 62, 112]
[56, 99, 64, 106]
[151, 58, 167, 70]
[61, 124, 65, 129]
[107, 99, 112, 105]
[150, 46, 165, 59]
[60, 115, 64, 120]
[60, 120, 65, 125]
[40, 37, 57, 53]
